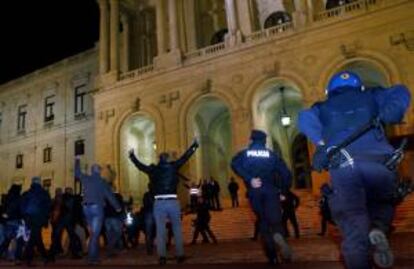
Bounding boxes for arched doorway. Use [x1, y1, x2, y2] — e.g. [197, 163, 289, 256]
[253, 80, 308, 188]
[264, 11, 292, 28]
[119, 114, 156, 204]
[210, 28, 228, 45]
[186, 96, 232, 196]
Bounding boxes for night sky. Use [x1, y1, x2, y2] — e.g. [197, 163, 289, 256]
[0, 0, 99, 84]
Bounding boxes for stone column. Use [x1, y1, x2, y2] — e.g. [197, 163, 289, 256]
[184, 0, 197, 51]
[211, 0, 220, 31]
[236, 0, 254, 36]
[306, 0, 315, 23]
[293, 0, 308, 27]
[98, 0, 109, 74]
[120, 13, 130, 72]
[224, 0, 239, 46]
[156, 0, 166, 55]
[109, 0, 120, 73]
[168, 0, 179, 51]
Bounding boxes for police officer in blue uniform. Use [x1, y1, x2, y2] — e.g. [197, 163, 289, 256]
[298, 71, 411, 269]
[231, 130, 293, 265]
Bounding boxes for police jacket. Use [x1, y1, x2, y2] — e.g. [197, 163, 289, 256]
[129, 141, 199, 195]
[298, 85, 411, 156]
[231, 141, 292, 192]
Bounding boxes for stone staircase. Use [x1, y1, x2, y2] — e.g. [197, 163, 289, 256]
[41, 190, 414, 247]
[393, 193, 414, 232]
[181, 189, 414, 243]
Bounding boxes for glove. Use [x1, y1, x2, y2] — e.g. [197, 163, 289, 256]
[312, 145, 330, 172]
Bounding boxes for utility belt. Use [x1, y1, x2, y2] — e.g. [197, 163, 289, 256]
[331, 149, 392, 170]
[154, 194, 177, 200]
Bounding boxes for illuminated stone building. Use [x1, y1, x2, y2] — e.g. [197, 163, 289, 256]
[0, 0, 413, 205]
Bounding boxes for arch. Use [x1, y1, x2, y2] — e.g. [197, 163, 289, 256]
[179, 87, 239, 150]
[248, 76, 308, 187]
[242, 72, 309, 109]
[180, 94, 233, 200]
[319, 50, 402, 91]
[112, 104, 165, 198]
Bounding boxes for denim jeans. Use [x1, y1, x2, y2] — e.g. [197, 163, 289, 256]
[83, 204, 104, 262]
[153, 199, 183, 258]
[105, 217, 123, 254]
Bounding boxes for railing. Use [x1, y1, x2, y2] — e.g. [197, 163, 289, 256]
[184, 42, 226, 61]
[314, 0, 380, 21]
[119, 64, 154, 81]
[119, 0, 393, 83]
[245, 22, 293, 43]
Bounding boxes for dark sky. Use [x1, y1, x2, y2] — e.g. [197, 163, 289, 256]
[0, 0, 99, 84]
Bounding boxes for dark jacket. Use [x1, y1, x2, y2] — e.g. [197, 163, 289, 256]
[105, 192, 124, 218]
[298, 85, 411, 156]
[281, 190, 300, 213]
[21, 183, 51, 226]
[228, 181, 239, 194]
[75, 159, 121, 210]
[195, 202, 211, 228]
[129, 141, 199, 195]
[4, 185, 22, 221]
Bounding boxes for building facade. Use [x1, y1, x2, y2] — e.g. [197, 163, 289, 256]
[0, 49, 98, 193]
[1, 0, 413, 203]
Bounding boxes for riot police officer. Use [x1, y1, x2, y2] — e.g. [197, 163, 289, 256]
[231, 130, 293, 265]
[298, 71, 411, 269]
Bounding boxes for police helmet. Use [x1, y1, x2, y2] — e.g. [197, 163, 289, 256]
[327, 71, 363, 95]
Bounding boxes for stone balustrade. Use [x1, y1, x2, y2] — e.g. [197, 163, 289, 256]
[118, 0, 405, 83]
[119, 64, 154, 81]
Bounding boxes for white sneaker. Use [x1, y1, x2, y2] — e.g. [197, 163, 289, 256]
[369, 229, 394, 268]
[273, 233, 293, 262]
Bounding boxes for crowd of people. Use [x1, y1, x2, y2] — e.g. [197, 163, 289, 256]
[0, 70, 410, 269]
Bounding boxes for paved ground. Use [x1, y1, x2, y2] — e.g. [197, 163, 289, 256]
[0, 233, 412, 268]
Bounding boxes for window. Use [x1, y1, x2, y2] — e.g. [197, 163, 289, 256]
[75, 85, 86, 115]
[43, 146, 52, 163]
[75, 140, 85, 156]
[17, 105, 27, 132]
[16, 154, 23, 169]
[44, 95, 55, 122]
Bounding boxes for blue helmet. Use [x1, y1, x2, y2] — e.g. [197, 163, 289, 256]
[327, 71, 362, 95]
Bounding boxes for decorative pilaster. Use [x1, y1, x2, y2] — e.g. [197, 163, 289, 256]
[168, 0, 179, 51]
[109, 0, 120, 73]
[120, 12, 130, 72]
[98, 0, 109, 74]
[156, 0, 166, 55]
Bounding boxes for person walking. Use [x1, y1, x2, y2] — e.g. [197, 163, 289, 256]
[74, 157, 121, 265]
